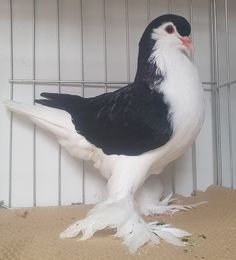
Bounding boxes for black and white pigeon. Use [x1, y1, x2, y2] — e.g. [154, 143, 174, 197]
[4, 14, 205, 252]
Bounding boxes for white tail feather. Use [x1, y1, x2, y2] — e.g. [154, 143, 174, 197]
[3, 100, 98, 162]
[4, 100, 75, 137]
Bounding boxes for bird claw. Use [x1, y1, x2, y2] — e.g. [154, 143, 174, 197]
[60, 216, 97, 242]
[60, 220, 84, 239]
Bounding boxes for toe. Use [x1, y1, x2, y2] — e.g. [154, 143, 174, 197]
[59, 221, 82, 239]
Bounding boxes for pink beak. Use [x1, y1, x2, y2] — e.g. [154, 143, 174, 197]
[180, 36, 194, 51]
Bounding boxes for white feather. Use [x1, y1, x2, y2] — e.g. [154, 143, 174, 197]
[60, 197, 186, 253]
[3, 100, 75, 133]
[153, 230, 184, 246]
[162, 227, 191, 238]
[4, 100, 98, 162]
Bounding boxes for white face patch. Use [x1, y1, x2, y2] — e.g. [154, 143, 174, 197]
[151, 22, 182, 42]
[148, 22, 191, 75]
[151, 22, 190, 53]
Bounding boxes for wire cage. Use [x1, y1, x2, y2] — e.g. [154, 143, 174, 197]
[0, 0, 235, 208]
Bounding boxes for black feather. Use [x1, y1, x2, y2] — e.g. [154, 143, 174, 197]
[35, 99, 61, 109]
[35, 83, 173, 156]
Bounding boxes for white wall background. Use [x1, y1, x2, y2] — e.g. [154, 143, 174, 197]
[0, 0, 235, 208]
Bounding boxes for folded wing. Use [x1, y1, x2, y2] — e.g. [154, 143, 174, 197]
[35, 84, 173, 155]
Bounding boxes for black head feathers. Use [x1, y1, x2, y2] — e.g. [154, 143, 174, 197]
[135, 14, 191, 84]
[140, 14, 191, 44]
[151, 14, 190, 36]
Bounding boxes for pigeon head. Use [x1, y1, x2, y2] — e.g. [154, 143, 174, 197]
[135, 14, 192, 85]
[144, 14, 192, 51]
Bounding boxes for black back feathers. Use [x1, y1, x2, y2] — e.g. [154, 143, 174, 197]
[35, 84, 173, 156]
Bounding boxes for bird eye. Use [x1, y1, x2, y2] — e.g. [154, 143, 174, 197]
[165, 25, 174, 34]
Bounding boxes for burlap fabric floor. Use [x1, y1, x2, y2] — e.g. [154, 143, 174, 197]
[0, 185, 235, 260]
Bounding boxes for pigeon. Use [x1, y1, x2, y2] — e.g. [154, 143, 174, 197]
[4, 14, 205, 252]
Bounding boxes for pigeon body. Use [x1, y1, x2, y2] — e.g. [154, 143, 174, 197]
[4, 14, 205, 252]
[35, 83, 172, 156]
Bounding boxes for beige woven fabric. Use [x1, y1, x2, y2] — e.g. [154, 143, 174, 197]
[0, 186, 236, 260]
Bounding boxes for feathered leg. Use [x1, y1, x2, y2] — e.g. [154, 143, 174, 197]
[60, 159, 190, 252]
[136, 175, 207, 217]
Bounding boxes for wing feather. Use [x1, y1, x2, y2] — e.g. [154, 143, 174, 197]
[35, 84, 173, 155]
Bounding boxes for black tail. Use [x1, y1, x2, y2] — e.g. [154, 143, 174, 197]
[35, 92, 86, 113]
[35, 99, 62, 109]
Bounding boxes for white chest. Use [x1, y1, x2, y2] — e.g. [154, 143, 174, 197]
[162, 53, 205, 140]
[149, 52, 205, 169]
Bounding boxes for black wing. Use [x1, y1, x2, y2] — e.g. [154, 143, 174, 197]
[35, 84, 173, 155]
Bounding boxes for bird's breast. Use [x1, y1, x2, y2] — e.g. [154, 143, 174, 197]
[151, 56, 205, 168]
[163, 55, 205, 135]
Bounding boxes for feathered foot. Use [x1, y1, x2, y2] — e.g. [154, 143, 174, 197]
[136, 176, 207, 216]
[138, 192, 207, 216]
[60, 198, 191, 253]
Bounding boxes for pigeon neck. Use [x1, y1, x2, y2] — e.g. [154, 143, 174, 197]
[134, 51, 164, 87]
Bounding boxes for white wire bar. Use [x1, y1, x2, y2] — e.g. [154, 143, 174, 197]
[8, 79, 214, 90]
[212, 0, 222, 185]
[57, 0, 62, 206]
[103, 0, 108, 93]
[8, 0, 14, 208]
[80, 0, 85, 204]
[125, 0, 131, 82]
[224, 0, 234, 189]
[189, 0, 197, 195]
[32, 0, 37, 207]
[217, 80, 236, 89]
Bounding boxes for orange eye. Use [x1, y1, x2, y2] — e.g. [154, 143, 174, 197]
[165, 25, 174, 34]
